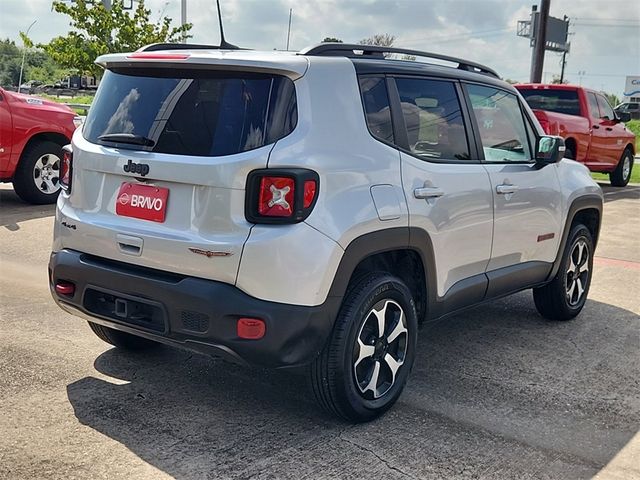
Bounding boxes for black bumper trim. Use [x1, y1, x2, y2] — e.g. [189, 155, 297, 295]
[49, 249, 341, 368]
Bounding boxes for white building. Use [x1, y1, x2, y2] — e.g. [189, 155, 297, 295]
[623, 76, 640, 103]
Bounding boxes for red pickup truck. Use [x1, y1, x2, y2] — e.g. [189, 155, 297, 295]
[516, 84, 636, 187]
[0, 87, 80, 204]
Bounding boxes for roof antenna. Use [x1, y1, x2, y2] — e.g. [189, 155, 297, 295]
[216, 0, 238, 49]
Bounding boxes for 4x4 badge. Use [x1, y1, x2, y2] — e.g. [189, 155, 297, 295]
[123, 159, 150, 177]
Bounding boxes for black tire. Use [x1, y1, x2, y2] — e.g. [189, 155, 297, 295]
[88, 322, 159, 351]
[309, 272, 418, 422]
[609, 148, 633, 187]
[12, 140, 64, 204]
[533, 224, 594, 321]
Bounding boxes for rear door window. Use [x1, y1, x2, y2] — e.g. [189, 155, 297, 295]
[83, 69, 297, 156]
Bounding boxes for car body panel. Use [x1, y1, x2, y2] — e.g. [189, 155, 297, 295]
[515, 84, 636, 172]
[0, 87, 76, 180]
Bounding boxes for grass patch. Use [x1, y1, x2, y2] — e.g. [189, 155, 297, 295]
[592, 166, 640, 185]
[39, 93, 94, 105]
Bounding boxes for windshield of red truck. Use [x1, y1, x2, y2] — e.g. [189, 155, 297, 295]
[518, 89, 580, 116]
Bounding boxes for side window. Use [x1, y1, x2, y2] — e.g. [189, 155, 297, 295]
[467, 84, 532, 162]
[359, 76, 394, 144]
[395, 78, 470, 160]
[596, 94, 615, 120]
[587, 92, 601, 119]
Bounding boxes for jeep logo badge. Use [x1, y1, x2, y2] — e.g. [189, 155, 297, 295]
[123, 159, 150, 177]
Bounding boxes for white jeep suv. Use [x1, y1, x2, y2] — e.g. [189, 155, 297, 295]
[49, 43, 603, 422]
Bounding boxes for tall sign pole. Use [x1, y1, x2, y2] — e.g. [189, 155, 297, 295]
[181, 0, 187, 43]
[531, 0, 550, 83]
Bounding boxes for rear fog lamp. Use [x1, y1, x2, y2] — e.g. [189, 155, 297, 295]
[237, 318, 266, 340]
[55, 281, 75, 296]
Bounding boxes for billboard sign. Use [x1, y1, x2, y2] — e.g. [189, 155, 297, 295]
[623, 76, 640, 98]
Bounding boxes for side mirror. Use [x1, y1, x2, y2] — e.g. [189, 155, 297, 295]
[616, 111, 631, 123]
[536, 135, 565, 165]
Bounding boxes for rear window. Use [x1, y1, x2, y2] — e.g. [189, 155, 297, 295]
[83, 68, 297, 156]
[517, 88, 580, 116]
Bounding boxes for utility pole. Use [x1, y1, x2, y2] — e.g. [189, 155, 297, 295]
[530, 0, 550, 83]
[286, 9, 292, 51]
[559, 15, 568, 83]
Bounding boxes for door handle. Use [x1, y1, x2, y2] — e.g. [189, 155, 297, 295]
[496, 184, 518, 195]
[414, 187, 444, 199]
[605, 127, 613, 131]
[592, 125, 600, 129]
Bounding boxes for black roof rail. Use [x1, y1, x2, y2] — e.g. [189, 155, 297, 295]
[138, 43, 243, 52]
[299, 43, 499, 78]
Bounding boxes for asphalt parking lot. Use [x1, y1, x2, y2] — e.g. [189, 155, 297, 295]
[1, 182, 638, 480]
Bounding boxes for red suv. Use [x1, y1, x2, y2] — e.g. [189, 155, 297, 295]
[0, 87, 80, 204]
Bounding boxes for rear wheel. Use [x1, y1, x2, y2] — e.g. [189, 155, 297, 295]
[12, 140, 64, 204]
[610, 149, 633, 187]
[533, 224, 594, 321]
[88, 322, 159, 351]
[309, 272, 418, 422]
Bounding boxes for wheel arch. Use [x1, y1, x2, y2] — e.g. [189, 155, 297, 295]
[564, 137, 577, 158]
[326, 227, 436, 323]
[21, 132, 70, 158]
[546, 195, 603, 282]
[624, 143, 635, 156]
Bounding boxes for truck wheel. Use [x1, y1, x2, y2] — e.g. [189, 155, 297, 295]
[309, 272, 418, 422]
[610, 149, 633, 187]
[12, 140, 64, 204]
[88, 322, 159, 351]
[533, 224, 594, 321]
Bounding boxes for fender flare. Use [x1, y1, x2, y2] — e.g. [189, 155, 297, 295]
[546, 194, 603, 282]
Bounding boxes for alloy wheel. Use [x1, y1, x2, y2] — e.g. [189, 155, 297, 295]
[566, 239, 590, 306]
[33, 153, 61, 194]
[353, 299, 408, 399]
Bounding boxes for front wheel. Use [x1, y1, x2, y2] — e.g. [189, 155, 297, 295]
[610, 149, 633, 187]
[12, 140, 64, 204]
[309, 272, 418, 422]
[533, 224, 594, 321]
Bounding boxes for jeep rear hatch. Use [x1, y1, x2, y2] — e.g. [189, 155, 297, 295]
[58, 62, 298, 285]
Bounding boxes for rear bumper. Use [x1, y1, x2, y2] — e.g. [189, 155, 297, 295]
[49, 249, 340, 368]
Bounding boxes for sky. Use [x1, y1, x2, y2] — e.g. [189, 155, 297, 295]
[0, 0, 638, 96]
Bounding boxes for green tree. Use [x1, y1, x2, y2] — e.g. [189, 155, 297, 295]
[31, 0, 192, 77]
[603, 92, 620, 108]
[359, 33, 395, 47]
[322, 37, 343, 43]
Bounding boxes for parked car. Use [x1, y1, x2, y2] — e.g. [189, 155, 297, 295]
[49, 43, 603, 422]
[615, 101, 640, 120]
[0, 87, 81, 204]
[515, 84, 636, 186]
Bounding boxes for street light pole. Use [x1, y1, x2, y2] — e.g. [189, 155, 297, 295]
[18, 20, 37, 94]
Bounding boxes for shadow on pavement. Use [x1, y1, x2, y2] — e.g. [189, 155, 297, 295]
[66, 292, 639, 478]
[599, 183, 640, 203]
[0, 188, 56, 229]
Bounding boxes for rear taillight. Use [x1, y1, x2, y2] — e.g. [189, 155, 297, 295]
[246, 169, 319, 224]
[60, 145, 73, 192]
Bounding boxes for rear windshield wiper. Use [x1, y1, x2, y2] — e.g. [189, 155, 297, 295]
[98, 133, 155, 147]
